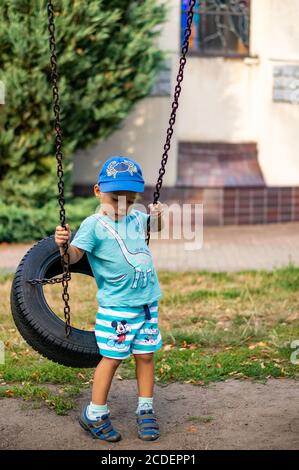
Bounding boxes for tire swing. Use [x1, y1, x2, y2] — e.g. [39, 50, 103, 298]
[10, 0, 196, 368]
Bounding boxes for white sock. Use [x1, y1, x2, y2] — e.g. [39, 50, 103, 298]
[86, 401, 109, 420]
[136, 396, 154, 413]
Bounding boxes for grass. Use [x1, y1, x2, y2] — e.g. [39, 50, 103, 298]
[0, 383, 80, 415]
[0, 266, 298, 414]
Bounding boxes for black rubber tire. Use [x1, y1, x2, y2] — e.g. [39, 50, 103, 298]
[10, 232, 101, 368]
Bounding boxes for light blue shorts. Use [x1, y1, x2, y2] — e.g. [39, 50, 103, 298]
[94, 300, 163, 360]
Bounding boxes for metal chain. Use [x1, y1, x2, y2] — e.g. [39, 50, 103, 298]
[27, 0, 195, 336]
[145, 0, 196, 246]
[27, 1, 71, 337]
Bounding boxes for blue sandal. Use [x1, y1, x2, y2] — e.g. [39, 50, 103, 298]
[136, 409, 160, 441]
[79, 404, 121, 442]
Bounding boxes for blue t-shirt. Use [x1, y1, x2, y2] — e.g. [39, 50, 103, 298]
[70, 209, 162, 307]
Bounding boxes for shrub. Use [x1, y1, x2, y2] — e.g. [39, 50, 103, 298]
[0, 0, 166, 241]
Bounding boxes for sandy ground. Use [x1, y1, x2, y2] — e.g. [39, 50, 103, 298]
[0, 378, 298, 450]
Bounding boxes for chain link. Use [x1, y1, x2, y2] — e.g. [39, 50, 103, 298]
[27, 1, 71, 337]
[145, 0, 195, 246]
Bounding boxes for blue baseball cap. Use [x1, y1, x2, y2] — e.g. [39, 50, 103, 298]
[97, 156, 145, 193]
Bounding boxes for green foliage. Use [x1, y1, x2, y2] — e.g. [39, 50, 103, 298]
[0, 383, 81, 415]
[0, 196, 99, 242]
[0, 0, 166, 238]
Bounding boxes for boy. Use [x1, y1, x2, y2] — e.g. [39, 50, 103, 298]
[55, 156, 164, 442]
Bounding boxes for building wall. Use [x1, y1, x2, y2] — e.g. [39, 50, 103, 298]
[73, 0, 299, 189]
[73, 0, 180, 188]
[251, 0, 299, 185]
[72, 96, 178, 188]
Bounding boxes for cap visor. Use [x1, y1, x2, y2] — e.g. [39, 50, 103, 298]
[99, 180, 144, 193]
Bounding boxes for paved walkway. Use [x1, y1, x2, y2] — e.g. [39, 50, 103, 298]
[1, 222, 299, 273]
[150, 222, 299, 271]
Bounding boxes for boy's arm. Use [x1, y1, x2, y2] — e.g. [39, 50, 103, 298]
[148, 202, 164, 232]
[59, 245, 85, 265]
[55, 223, 85, 264]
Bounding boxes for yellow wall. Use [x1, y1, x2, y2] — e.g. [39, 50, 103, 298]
[73, 0, 299, 187]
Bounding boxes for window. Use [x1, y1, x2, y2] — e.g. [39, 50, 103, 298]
[181, 0, 250, 57]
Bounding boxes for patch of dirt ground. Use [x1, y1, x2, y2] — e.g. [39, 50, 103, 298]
[0, 379, 298, 450]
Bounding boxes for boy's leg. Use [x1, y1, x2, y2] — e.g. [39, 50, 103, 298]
[134, 353, 160, 440]
[134, 353, 154, 399]
[92, 356, 121, 405]
[79, 356, 122, 442]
